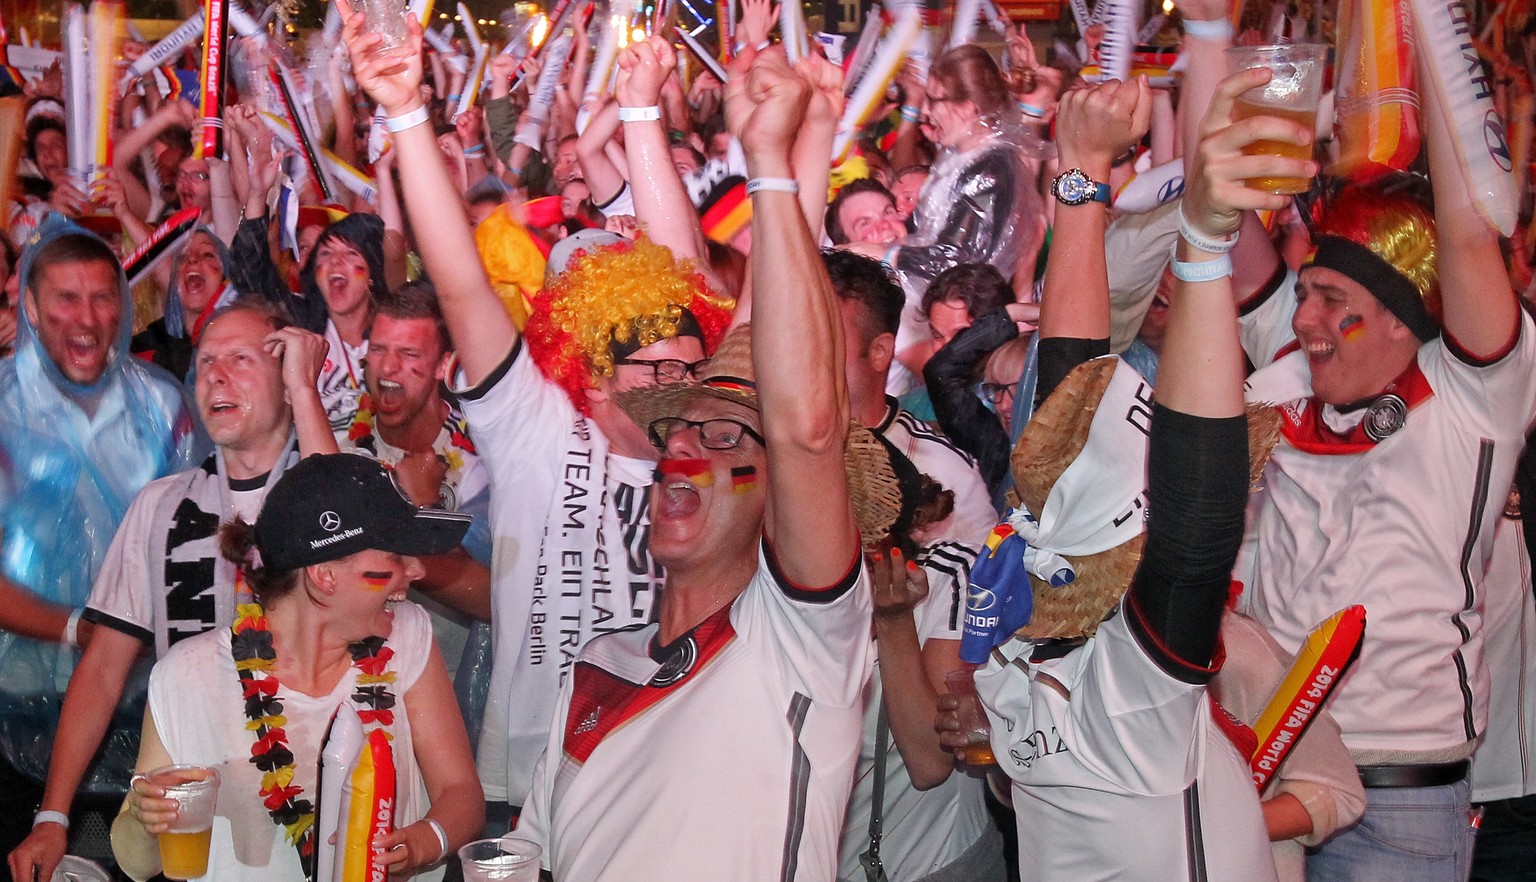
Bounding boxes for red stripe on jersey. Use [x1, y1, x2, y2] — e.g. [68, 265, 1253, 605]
[563, 605, 737, 764]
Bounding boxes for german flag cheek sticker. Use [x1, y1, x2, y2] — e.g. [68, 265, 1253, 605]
[730, 466, 758, 494]
[360, 571, 392, 592]
[657, 458, 715, 488]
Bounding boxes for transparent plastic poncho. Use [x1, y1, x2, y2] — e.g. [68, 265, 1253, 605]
[894, 110, 1051, 297]
[0, 214, 205, 791]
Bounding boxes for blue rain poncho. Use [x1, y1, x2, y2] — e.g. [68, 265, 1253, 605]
[0, 215, 206, 791]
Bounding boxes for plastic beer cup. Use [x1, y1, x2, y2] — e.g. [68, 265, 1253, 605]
[458, 837, 542, 882]
[141, 764, 219, 880]
[357, 0, 410, 49]
[1225, 44, 1329, 194]
[944, 668, 997, 766]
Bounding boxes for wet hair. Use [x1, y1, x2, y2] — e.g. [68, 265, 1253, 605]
[219, 518, 300, 605]
[375, 281, 451, 355]
[922, 262, 1012, 319]
[24, 233, 120, 295]
[825, 179, 897, 246]
[202, 296, 297, 340]
[929, 44, 1012, 118]
[821, 249, 903, 342]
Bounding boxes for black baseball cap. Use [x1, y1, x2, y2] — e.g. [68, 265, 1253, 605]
[255, 453, 471, 572]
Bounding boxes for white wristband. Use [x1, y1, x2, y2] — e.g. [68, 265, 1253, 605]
[425, 818, 449, 863]
[1178, 206, 1239, 254]
[385, 106, 431, 133]
[1168, 242, 1233, 282]
[33, 810, 69, 830]
[63, 609, 82, 649]
[746, 177, 800, 195]
[617, 105, 662, 122]
[1182, 17, 1234, 40]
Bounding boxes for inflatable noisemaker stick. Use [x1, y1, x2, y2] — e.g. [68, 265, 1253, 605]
[1091, 0, 1136, 83]
[194, 0, 231, 160]
[422, 23, 455, 55]
[1067, 0, 1090, 35]
[1250, 605, 1366, 789]
[0, 97, 23, 218]
[1511, 91, 1533, 209]
[583, 0, 624, 106]
[130, 10, 205, 77]
[677, 25, 729, 81]
[333, 729, 397, 882]
[455, 4, 489, 121]
[832, 3, 921, 161]
[842, 5, 884, 94]
[780, 0, 809, 62]
[1408, 0, 1517, 234]
[89, 1, 122, 180]
[229, 1, 267, 45]
[948, 0, 981, 49]
[716, 0, 735, 61]
[265, 66, 336, 202]
[1113, 158, 1184, 212]
[316, 706, 365, 882]
[1332, 0, 1421, 179]
[409, 0, 437, 29]
[62, 4, 93, 192]
[122, 207, 202, 286]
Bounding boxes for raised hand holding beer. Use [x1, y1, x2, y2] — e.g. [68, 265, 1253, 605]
[1186, 66, 1317, 239]
[1224, 44, 1327, 194]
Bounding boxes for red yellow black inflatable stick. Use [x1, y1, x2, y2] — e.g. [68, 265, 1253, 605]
[1250, 605, 1366, 790]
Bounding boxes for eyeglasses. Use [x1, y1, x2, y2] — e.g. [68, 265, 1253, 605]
[648, 417, 765, 450]
[981, 382, 1019, 407]
[616, 357, 705, 385]
[177, 170, 210, 183]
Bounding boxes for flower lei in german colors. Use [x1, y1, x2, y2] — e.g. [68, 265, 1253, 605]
[346, 392, 477, 476]
[231, 601, 398, 879]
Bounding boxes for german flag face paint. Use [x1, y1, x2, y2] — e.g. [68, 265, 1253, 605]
[360, 571, 393, 592]
[1340, 314, 1365, 342]
[657, 458, 715, 488]
[730, 465, 758, 494]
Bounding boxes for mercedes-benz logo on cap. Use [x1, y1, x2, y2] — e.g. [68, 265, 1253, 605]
[319, 511, 342, 531]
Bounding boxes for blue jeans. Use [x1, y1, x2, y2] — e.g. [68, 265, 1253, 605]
[1471, 793, 1536, 882]
[1307, 777, 1475, 882]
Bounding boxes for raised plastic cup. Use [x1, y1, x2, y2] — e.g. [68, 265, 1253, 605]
[357, 0, 410, 49]
[1225, 44, 1329, 194]
[458, 837, 542, 882]
[142, 764, 219, 881]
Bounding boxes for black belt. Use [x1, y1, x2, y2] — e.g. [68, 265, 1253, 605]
[1357, 760, 1469, 789]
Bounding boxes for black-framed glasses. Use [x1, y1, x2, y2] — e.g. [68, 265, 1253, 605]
[648, 417, 765, 450]
[616, 357, 705, 385]
[982, 382, 1019, 407]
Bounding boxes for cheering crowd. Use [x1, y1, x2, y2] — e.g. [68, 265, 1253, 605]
[1, 0, 1535, 878]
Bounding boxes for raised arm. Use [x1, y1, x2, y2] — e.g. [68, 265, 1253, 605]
[339, 3, 517, 387]
[728, 48, 858, 586]
[1123, 68, 1310, 678]
[576, 98, 630, 204]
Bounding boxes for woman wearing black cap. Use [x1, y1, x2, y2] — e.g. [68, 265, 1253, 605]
[110, 453, 484, 881]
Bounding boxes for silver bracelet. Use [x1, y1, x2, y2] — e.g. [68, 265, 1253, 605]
[1177, 205, 1239, 254]
[33, 810, 69, 830]
[1168, 242, 1233, 282]
[746, 177, 799, 195]
[425, 818, 449, 863]
[385, 106, 431, 133]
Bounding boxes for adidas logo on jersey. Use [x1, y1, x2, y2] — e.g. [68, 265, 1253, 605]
[575, 708, 602, 735]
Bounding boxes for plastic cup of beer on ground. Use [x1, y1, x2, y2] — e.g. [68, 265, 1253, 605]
[459, 837, 542, 882]
[944, 668, 997, 766]
[358, 0, 410, 49]
[142, 764, 219, 881]
[1225, 44, 1328, 194]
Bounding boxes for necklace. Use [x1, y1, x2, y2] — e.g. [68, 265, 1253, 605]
[230, 598, 397, 880]
[347, 393, 477, 507]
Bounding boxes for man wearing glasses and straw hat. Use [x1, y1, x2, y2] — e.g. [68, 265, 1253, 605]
[513, 47, 897, 881]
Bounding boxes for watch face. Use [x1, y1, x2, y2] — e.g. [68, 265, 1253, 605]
[1055, 169, 1092, 205]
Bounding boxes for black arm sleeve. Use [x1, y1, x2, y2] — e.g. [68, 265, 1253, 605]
[1035, 337, 1110, 406]
[1125, 405, 1249, 684]
[924, 309, 1018, 489]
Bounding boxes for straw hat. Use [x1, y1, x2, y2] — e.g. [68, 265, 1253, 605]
[619, 323, 902, 549]
[1005, 358, 1281, 639]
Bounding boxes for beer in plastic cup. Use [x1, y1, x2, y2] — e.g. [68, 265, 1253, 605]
[358, 0, 410, 49]
[1225, 44, 1328, 194]
[143, 764, 219, 880]
[944, 667, 997, 766]
[458, 837, 542, 882]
